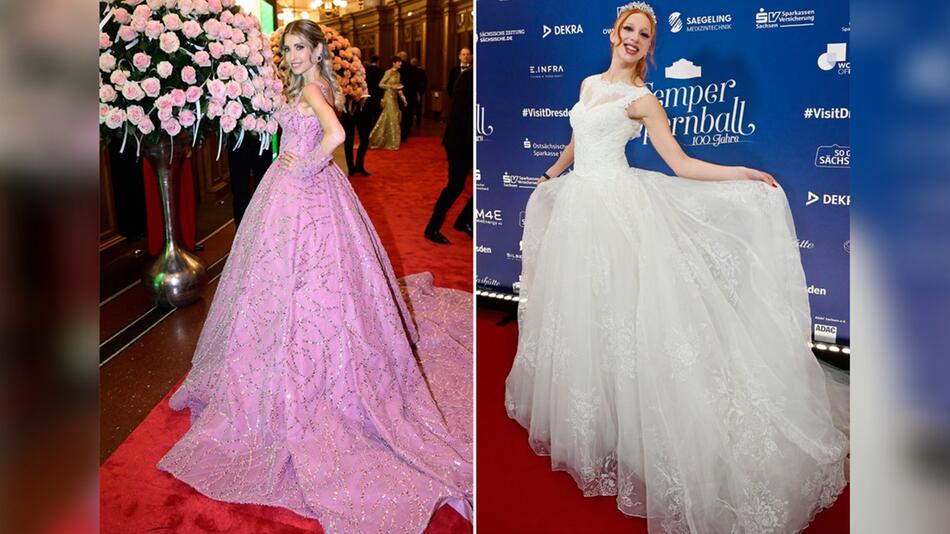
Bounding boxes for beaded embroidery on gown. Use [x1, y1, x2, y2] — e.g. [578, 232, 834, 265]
[369, 69, 402, 150]
[505, 74, 849, 533]
[157, 99, 472, 533]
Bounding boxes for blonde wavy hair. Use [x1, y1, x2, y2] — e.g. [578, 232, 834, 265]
[611, 8, 657, 85]
[280, 20, 344, 111]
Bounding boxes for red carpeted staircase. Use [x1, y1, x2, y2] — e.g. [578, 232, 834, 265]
[475, 308, 849, 533]
[100, 136, 473, 533]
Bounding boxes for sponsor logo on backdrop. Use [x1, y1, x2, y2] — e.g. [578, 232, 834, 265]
[755, 7, 816, 30]
[648, 59, 756, 148]
[815, 144, 850, 168]
[477, 28, 526, 43]
[529, 64, 566, 79]
[506, 251, 523, 261]
[843, 239, 850, 253]
[476, 208, 504, 226]
[502, 171, 537, 189]
[803, 107, 849, 119]
[475, 168, 489, 191]
[522, 107, 571, 118]
[669, 11, 733, 33]
[818, 43, 850, 75]
[476, 104, 494, 141]
[542, 24, 584, 39]
[807, 285, 827, 296]
[523, 138, 567, 157]
[798, 239, 816, 249]
[476, 275, 502, 288]
[512, 279, 522, 293]
[476, 245, 492, 254]
[519, 211, 527, 227]
[813, 323, 837, 343]
[807, 191, 851, 206]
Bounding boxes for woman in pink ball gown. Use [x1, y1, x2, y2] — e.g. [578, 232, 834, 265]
[157, 20, 472, 533]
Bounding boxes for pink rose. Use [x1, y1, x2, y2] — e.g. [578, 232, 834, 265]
[250, 93, 264, 111]
[234, 43, 250, 59]
[144, 20, 163, 40]
[266, 119, 278, 135]
[269, 79, 282, 93]
[156, 61, 173, 78]
[133, 4, 151, 19]
[241, 115, 256, 130]
[216, 62, 234, 79]
[270, 95, 283, 111]
[181, 66, 197, 84]
[138, 116, 155, 135]
[159, 32, 180, 54]
[248, 52, 263, 66]
[226, 80, 242, 99]
[106, 108, 126, 129]
[178, 109, 196, 127]
[182, 20, 202, 39]
[222, 0, 235, 7]
[206, 101, 224, 118]
[251, 76, 266, 91]
[164, 0, 178, 8]
[131, 17, 147, 33]
[246, 36, 261, 52]
[241, 81, 254, 98]
[112, 8, 131, 24]
[132, 52, 151, 71]
[208, 0, 222, 14]
[194, 0, 209, 16]
[109, 70, 129, 86]
[99, 32, 112, 49]
[158, 108, 174, 121]
[145, 0, 163, 10]
[141, 77, 161, 97]
[224, 100, 243, 119]
[162, 14, 182, 31]
[231, 13, 246, 30]
[170, 89, 187, 107]
[185, 85, 203, 102]
[222, 39, 235, 55]
[207, 79, 226, 99]
[155, 95, 174, 111]
[208, 41, 225, 59]
[220, 10, 233, 23]
[178, 0, 194, 16]
[255, 117, 266, 131]
[117, 25, 137, 42]
[99, 52, 117, 71]
[121, 81, 145, 101]
[126, 105, 146, 125]
[202, 19, 220, 39]
[161, 118, 182, 136]
[99, 84, 117, 102]
[194, 50, 211, 67]
[220, 115, 237, 132]
[99, 103, 110, 124]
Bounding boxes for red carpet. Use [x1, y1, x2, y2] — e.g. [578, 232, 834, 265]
[475, 308, 849, 533]
[100, 136, 472, 533]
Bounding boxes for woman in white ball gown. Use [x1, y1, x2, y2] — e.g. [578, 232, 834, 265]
[504, 3, 849, 533]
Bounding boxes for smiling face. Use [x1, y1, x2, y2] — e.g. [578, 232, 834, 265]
[611, 12, 654, 65]
[282, 32, 321, 76]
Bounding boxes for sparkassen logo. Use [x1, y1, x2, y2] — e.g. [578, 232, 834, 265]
[542, 24, 584, 38]
[501, 171, 537, 189]
[755, 7, 816, 30]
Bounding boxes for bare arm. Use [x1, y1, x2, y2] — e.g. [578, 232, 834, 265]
[277, 81, 345, 175]
[629, 93, 778, 187]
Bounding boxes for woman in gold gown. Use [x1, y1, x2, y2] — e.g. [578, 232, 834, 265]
[369, 56, 407, 150]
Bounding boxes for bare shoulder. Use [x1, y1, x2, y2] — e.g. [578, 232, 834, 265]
[301, 79, 332, 108]
[626, 90, 662, 119]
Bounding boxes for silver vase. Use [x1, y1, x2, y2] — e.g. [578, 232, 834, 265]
[141, 136, 208, 307]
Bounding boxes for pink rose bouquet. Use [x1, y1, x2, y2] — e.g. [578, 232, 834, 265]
[99, 0, 283, 156]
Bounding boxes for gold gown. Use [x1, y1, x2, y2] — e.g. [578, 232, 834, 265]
[369, 69, 402, 150]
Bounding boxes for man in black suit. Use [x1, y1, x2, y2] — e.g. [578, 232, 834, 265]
[341, 48, 375, 176]
[364, 55, 384, 125]
[410, 57, 427, 129]
[228, 137, 273, 227]
[397, 51, 418, 142]
[424, 67, 473, 244]
[446, 47, 472, 98]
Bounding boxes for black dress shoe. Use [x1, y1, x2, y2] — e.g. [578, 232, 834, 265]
[356, 168, 371, 177]
[453, 222, 473, 238]
[424, 230, 451, 245]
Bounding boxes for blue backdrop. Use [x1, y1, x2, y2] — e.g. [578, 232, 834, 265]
[475, 1, 850, 344]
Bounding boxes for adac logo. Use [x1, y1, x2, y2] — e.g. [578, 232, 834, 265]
[815, 144, 850, 168]
[818, 43, 850, 75]
[807, 191, 851, 207]
[542, 24, 584, 39]
[814, 323, 837, 343]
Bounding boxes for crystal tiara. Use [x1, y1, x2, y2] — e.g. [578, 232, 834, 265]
[619, 2, 657, 24]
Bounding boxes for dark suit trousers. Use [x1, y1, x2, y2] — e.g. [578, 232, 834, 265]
[342, 110, 373, 172]
[228, 140, 272, 228]
[426, 147, 472, 232]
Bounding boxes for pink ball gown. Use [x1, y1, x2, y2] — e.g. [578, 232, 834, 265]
[157, 102, 472, 533]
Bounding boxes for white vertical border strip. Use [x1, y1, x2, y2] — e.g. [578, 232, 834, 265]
[470, 1, 479, 528]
